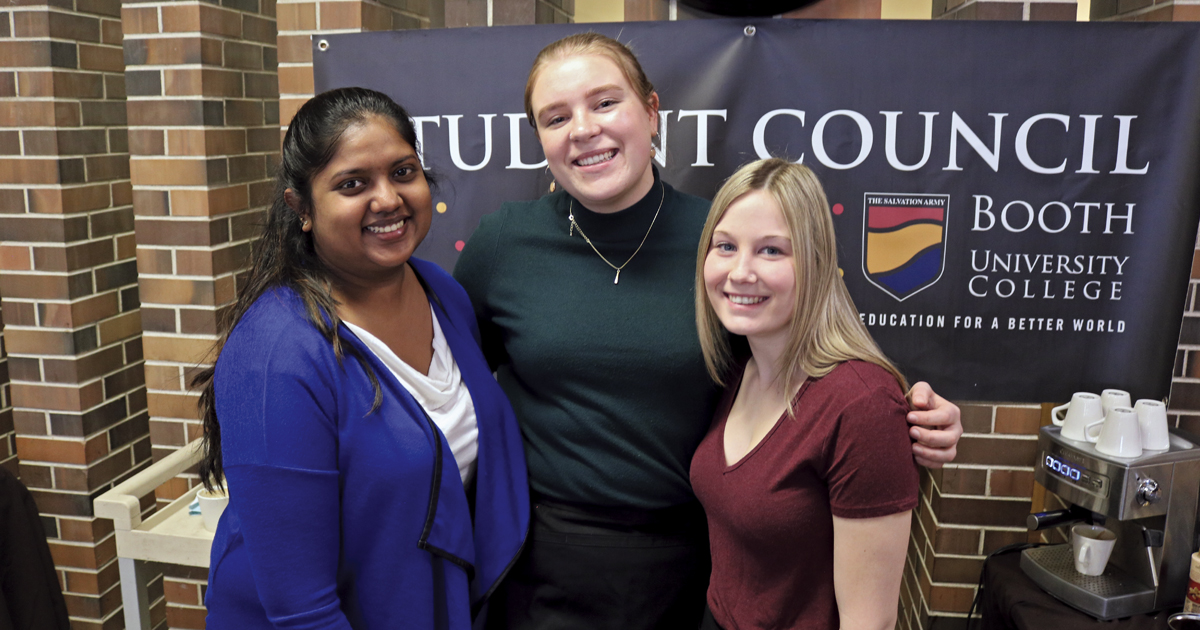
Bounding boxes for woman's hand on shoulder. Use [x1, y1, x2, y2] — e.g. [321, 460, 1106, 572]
[905, 381, 962, 469]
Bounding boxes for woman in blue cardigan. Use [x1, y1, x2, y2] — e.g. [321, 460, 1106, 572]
[193, 88, 529, 630]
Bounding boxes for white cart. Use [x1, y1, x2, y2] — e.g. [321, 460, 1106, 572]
[93, 440, 212, 630]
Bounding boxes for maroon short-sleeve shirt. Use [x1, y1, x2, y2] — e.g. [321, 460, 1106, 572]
[690, 360, 919, 630]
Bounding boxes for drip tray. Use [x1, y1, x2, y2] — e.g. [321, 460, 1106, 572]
[1020, 545, 1156, 620]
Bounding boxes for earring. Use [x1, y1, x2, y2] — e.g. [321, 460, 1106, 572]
[301, 217, 310, 230]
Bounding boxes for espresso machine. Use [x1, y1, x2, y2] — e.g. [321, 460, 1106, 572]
[1021, 425, 1200, 620]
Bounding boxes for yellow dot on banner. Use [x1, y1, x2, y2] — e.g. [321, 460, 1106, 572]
[436, 202, 447, 214]
[838, 268, 844, 277]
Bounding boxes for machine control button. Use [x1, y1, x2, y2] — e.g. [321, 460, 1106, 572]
[1137, 478, 1160, 505]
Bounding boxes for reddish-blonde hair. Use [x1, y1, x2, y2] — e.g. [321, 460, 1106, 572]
[524, 32, 657, 130]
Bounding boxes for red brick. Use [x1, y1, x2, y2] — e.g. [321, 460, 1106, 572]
[78, 44, 124, 73]
[0, 245, 32, 270]
[933, 526, 980, 555]
[199, 4, 243, 37]
[147, 391, 203, 421]
[166, 128, 247, 156]
[144, 364, 182, 391]
[163, 578, 201, 606]
[0, 39, 54, 68]
[989, 469, 1035, 497]
[1029, 2, 1078, 20]
[276, 35, 312, 64]
[10, 380, 104, 413]
[0, 273, 76, 300]
[165, 604, 207, 629]
[98, 311, 141, 345]
[0, 158, 61, 184]
[939, 467, 986, 495]
[994, 406, 1042, 434]
[142, 334, 214, 363]
[101, 18, 122, 45]
[149, 419, 186, 446]
[955, 435, 1038, 466]
[243, 14, 274, 44]
[929, 584, 974, 613]
[14, 436, 87, 465]
[120, 6, 159, 34]
[1165, 4, 1200, 20]
[277, 0, 315, 29]
[319, 2, 362, 28]
[159, 4, 200, 32]
[130, 158, 210, 187]
[128, 129, 166, 156]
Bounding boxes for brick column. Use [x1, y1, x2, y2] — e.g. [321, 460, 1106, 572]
[277, 0, 432, 128]
[1092, 0, 1200, 21]
[121, 0, 282, 625]
[625, 0, 878, 19]
[0, 0, 155, 627]
[900, 404, 1047, 630]
[934, 0, 1077, 20]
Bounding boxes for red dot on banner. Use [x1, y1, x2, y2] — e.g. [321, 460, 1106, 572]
[832, 203, 844, 215]
[455, 240, 465, 251]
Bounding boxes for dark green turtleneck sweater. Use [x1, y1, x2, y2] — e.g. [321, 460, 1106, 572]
[454, 174, 722, 510]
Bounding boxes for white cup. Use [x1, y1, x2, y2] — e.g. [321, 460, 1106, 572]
[1101, 389, 1132, 415]
[1135, 399, 1170, 451]
[1088, 406, 1142, 458]
[1052, 392, 1104, 441]
[197, 487, 229, 532]
[1072, 523, 1117, 576]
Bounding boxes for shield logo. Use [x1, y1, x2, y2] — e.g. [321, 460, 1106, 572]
[862, 193, 949, 301]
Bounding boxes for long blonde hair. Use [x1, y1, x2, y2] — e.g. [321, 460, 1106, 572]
[695, 158, 908, 404]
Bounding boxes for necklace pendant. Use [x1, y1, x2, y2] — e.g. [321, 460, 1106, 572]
[614, 269, 620, 284]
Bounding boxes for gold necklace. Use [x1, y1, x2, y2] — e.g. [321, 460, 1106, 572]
[568, 182, 665, 285]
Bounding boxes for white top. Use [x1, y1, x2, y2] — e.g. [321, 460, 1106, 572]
[344, 306, 479, 485]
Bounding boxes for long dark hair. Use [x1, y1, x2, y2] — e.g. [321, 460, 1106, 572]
[195, 87, 428, 490]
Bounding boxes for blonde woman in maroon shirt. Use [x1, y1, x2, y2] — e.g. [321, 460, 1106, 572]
[691, 158, 918, 630]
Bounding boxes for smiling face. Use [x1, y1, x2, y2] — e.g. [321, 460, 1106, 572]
[529, 54, 658, 214]
[297, 115, 432, 289]
[704, 189, 798, 347]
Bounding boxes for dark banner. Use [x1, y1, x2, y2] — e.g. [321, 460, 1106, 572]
[314, 19, 1200, 402]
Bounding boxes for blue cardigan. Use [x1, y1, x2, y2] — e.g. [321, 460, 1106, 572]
[205, 259, 529, 630]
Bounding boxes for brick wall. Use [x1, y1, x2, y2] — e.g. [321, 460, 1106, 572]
[934, 0, 1077, 20]
[277, 0, 432, 131]
[901, 404, 1048, 629]
[121, 0, 282, 625]
[1093, 0, 1200, 23]
[0, 320, 14, 475]
[0, 0, 155, 627]
[0, 1, 1196, 629]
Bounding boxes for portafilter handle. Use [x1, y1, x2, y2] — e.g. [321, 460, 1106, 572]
[1026, 505, 1094, 531]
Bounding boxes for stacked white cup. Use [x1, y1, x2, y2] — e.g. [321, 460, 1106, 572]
[1053, 389, 1171, 458]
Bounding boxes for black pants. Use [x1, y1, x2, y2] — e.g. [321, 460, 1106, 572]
[698, 605, 723, 630]
[487, 495, 711, 630]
